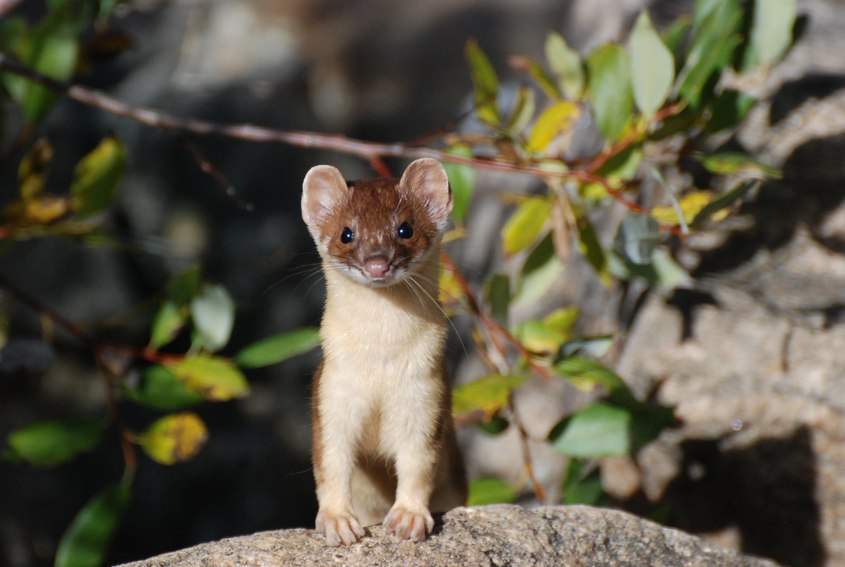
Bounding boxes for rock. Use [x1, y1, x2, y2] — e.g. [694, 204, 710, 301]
[116, 504, 777, 567]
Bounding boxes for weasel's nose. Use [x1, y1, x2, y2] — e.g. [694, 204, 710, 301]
[364, 256, 390, 279]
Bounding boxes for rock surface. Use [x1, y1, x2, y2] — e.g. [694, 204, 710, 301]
[116, 504, 777, 567]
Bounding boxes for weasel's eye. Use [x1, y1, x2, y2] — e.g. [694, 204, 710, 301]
[340, 227, 354, 244]
[397, 222, 414, 239]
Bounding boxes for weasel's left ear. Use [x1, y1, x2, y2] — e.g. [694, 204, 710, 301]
[400, 158, 453, 228]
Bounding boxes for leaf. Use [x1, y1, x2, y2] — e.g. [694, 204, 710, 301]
[139, 412, 209, 465]
[125, 365, 205, 410]
[652, 190, 722, 226]
[628, 10, 675, 117]
[165, 354, 250, 401]
[513, 233, 564, 305]
[482, 273, 510, 328]
[148, 300, 187, 349]
[706, 89, 756, 132]
[515, 307, 579, 356]
[545, 32, 584, 99]
[502, 197, 551, 255]
[614, 214, 660, 266]
[2, 11, 79, 125]
[439, 266, 465, 307]
[18, 137, 53, 200]
[465, 39, 500, 126]
[692, 179, 758, 228]
[467, 477, 517, 506]
[696, 152, 781, 178]
[586, 44, 634, 142]
[511, 55, 560, 100]
[191, 283, 235, 352]
[597, 145, 642, 181]
[526, 101, 580, 154]
[676, 0, 743, 108]
[167, 265, 202, 305]
[452, 374, 530, 418]
[70, 137, 126, 217]
[443, 144, 477, 225]
[235, 327, 321, 368]
[506, 85, 537, 133]
[551, 401, 632, 458]
[54, 480, 131, 567]
[5, 419, 104, 467]
[749, 0, 797, 67]
[575, 212, 610, 283]
[562, 459, 605, 505]
[554, 357, 635, 406]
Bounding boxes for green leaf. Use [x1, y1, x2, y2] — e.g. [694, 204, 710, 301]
[706, 89, 756, 132]
[586, 44, 634, 142]
[545, 32, 584, 99]
[55, 480, 131, 567]
[516, 56, 561, 100]
[167, 265, 202, 305]
[139, 412, 208, 465]
[467, 477, 517, 506]
[443, 144, 477, 225]
[513, 233, 564, 305]
[125, 365, 204, 410]
[465, 39, 500, 126]
[554, 357, 636, 406]
[692, 179, 759, 228]
[596, 145, 642, 181]
[696, 152, 781, 178]
[149, 300, 187, 350]
[515, 307, 578, 355]
[562, 459, 605, 505]
[5, 419, 104, 467]
[551, 401, 632, 458]
[191, 283, 235, 352]
[575, 212, 610, 283]
[235, 327, 321, 368]
[506, 85, 537, 133]
[502, 197, 551, 255]
[749, 0, 796, 67]
[2, 11, 79, 125]
[165, 354, 250, 401]
[482, 273, 510, 328]
[676, 0, 743, 108]
[452, 374, 530, 418]
[70, 137, 126, 217]
[614, 214, 660, 266]
[661, 16, 692, 60]
[628, 10, 675, 117]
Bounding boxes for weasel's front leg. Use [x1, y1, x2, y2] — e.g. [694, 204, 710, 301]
[383, 440, 438, 541]
[313, 371, 366, 546]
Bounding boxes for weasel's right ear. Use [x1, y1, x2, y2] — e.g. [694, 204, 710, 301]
[302, 165, 347, 239]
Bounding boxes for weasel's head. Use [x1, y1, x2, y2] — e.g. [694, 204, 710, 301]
[301, 158, 453, 287]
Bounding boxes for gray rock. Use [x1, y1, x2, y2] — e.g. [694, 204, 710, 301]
[116, 504, 777, 567]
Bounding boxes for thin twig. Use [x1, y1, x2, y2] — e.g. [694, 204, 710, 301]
[508, 394, 547, 502]
[182, 140, 254, 212]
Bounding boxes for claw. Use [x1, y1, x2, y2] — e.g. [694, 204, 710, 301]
[383, 505, 434, 542]
[316, 510, 365, 546]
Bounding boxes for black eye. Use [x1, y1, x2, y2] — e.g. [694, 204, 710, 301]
[397, 222, 413, 239]
[340, 227, 354, 244]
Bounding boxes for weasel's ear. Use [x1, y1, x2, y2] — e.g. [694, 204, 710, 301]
[400, 158, 453, 228]
[302, 165, 347, 236]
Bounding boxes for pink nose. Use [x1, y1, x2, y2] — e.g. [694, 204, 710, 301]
[364, 256, 390, 279]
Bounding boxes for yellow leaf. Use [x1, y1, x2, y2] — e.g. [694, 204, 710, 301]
[527, 101, 580, 153]
[140, 412, 208, 465]
[18, 138, 53, 201]
[502, 197, 552, 255]
[452, 374, 530, 418]
[23, 194, 71, 224]
[165, 355, 250, 401]
[652, 191, 726, 226]
[439, 267, 465, 306]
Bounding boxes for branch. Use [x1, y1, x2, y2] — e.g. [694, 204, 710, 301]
[0, 52, 654, 209]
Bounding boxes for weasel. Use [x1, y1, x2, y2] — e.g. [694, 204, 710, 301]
[301, 158, 467, 546]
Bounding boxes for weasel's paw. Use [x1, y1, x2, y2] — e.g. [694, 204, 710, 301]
[383, 505, 434, 542]
[316, 509, 365, 546]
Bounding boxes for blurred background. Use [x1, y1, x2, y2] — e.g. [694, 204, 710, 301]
[2, 1, 845, 566]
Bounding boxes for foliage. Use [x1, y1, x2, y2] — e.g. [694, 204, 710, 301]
[446, 0, 795, 508]
[0, 0, 798, 563]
